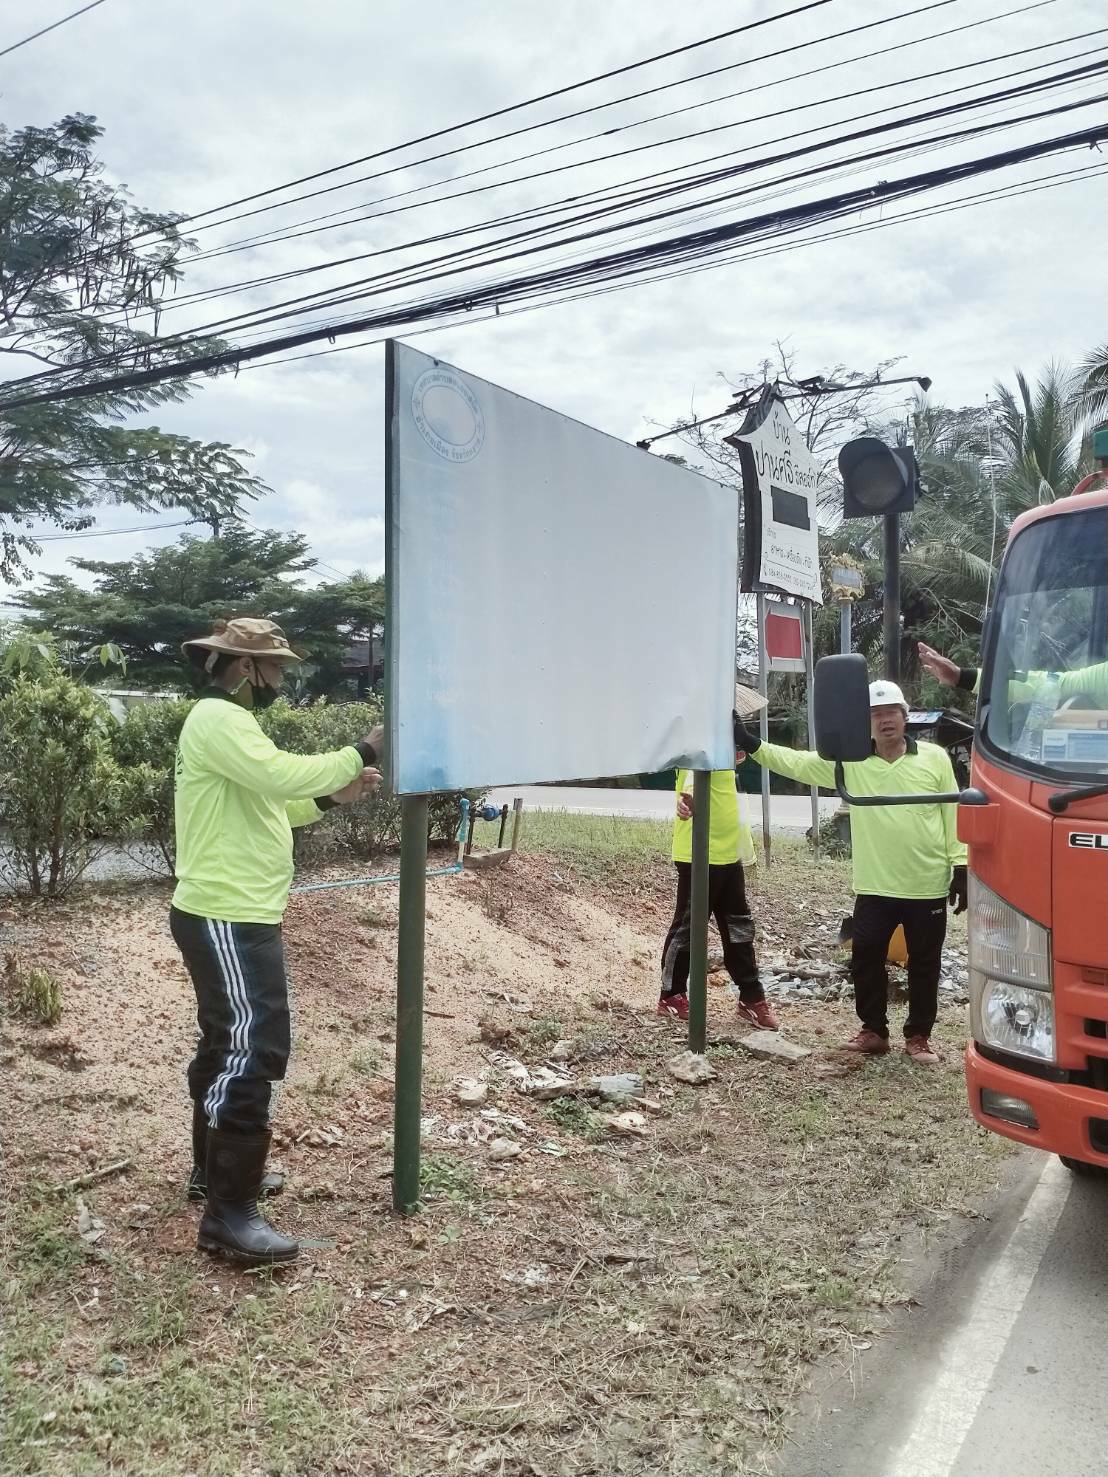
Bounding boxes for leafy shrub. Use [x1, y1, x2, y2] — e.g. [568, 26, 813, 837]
[817, 810, 851, 857]
[257, 698, 482, 859]
[0, 678, 484, 889]
[108, 699, 194, 870]
[0, 675, 143, 897]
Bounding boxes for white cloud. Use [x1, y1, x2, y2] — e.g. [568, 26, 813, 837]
[3, 0, 1106, 596]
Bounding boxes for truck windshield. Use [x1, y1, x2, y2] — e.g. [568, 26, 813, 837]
[982, 504, 1108, 781]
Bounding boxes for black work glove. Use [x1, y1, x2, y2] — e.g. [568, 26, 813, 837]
[948, 864, 968, 915]
[733, 713, 761, 753]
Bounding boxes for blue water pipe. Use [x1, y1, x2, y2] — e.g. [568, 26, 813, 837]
[290, 798, 470, 896]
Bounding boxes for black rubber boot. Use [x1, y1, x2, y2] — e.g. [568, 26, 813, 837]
[197, 1128, 298, 1265]
[187, 1102, 284, 1202]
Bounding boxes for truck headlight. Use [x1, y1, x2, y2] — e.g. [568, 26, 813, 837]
[975, 977, 1055, 1061]
[968, 878, 1054, 1062]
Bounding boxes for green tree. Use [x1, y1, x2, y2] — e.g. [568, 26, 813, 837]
[17, 523, 385, 694]
[0, 114, 264, 580]
[818, 363, 1095, 698]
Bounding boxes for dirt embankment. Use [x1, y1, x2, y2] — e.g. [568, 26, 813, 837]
[2, 846, 1011, 1477]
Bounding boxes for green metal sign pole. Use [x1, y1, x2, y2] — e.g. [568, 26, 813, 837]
[687, 768, 711, 1055]
[393, 793, 429, 1215]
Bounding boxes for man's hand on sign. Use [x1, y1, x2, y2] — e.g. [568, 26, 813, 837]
[918, 643, 960, 687]
[331, 767, 382, 805]
[676, 792, 694, 820]
[363, 725, 385, 760]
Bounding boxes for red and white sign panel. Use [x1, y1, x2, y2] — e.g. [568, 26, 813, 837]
[764, 598, 806, 673]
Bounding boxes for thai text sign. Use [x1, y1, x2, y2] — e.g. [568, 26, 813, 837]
[730, 392, 822, 604]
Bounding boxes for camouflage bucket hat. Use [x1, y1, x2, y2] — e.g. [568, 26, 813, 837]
[181, 617, 303, 669]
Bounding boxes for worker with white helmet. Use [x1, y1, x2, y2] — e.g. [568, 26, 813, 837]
[733, 679, 967, 1064]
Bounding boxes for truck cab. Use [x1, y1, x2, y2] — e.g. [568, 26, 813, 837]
[964, 484, 1108, 1171]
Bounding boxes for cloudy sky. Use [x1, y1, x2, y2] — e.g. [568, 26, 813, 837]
[3, 0, 1106, 598]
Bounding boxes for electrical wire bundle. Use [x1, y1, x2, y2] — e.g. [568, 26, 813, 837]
[1, 0, 1105, 411]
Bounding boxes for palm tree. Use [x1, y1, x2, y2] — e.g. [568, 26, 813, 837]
[992, 364, 1085, 513]
[1074, 342, 1108, 430]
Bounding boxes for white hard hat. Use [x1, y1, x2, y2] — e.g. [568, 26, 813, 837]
[868, 679, 908, 712]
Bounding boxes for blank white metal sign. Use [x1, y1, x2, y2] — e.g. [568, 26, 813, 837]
[385, 341, 739, 795]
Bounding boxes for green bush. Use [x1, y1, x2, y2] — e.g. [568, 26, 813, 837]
[817, 810, 852, 857]
[0, 675, 144, 897]
[108, 699, 194, 870]
[0, 679, 484, 890]
[256, 698, 482, 860]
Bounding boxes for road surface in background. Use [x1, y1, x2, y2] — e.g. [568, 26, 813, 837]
[778, 1154, 1108, 1477]
[486, 785, 840, 832]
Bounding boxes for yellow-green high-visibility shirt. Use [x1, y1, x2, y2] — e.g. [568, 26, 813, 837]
[672, 769, 755, 867]
[172, 690, 366, 924]
[751, 738, 966, 899]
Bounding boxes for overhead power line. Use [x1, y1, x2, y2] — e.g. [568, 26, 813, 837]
[71, 63, 1108, 360]
[133, 0, 835, 240]
[95, 33, 1108, 327]
[178, 0, 1065, 268]
[33, 58, 1108, 393]
[0, 0, 108, 61]
[226, 158, 1108, 380]
[5, 118, 1105, 411]
[27, 518, 200, 542]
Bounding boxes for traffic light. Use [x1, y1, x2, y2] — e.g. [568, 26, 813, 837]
[838, 436, 921, 519]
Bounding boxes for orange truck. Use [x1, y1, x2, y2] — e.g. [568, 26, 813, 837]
[815, 431, 1108, 1175]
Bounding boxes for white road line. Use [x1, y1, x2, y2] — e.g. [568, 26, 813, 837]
[884, 1156, 1072, 1477]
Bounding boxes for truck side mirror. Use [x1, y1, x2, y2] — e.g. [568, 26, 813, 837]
[814, 654, 872, 762]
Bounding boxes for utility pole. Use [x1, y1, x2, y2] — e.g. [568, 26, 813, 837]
[883, 512, 901, 683]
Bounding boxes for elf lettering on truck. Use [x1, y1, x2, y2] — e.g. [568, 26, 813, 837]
[815, 427, 1108, 1176]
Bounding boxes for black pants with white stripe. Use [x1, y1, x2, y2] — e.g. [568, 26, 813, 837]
[170, 907, 291, 1134]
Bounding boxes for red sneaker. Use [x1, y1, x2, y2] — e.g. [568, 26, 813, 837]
[842, 1029, 890, 1055]
[656, 994, 689, 1021]
[736, 998, 780, 1031]
[905, 1035, 941, 1065]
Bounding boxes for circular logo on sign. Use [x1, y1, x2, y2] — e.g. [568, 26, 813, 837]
[411, 367, 485, 463]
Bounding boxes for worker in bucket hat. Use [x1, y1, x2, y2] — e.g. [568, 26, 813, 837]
[734, 677, 966, 1066]
[659, 683, 779, 1031]
[171, 618, 382, 1265]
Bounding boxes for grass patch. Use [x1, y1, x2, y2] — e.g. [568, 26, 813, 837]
[0, 831, 1004, 1477]
[420, 1153, 482, 1206]
[3, 953, 62, 1025]
[478, 809, 672, 879]
[349, 1047, 381, 1077]
[305, 1066, 346, 1098]
[545, 1097, 604, 1140]
[518, 1015, 564, 1052]
[7, 1195, 86, 1290]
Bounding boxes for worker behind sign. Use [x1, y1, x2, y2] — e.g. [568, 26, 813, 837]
[734, 680, 967, 1065]
[172, 618, 383, 1265]
[658, 685, 779, 1031]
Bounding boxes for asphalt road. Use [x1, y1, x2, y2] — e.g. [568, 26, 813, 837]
[486, 784, 841, 832]
[778, 1152, 1108, 1477]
